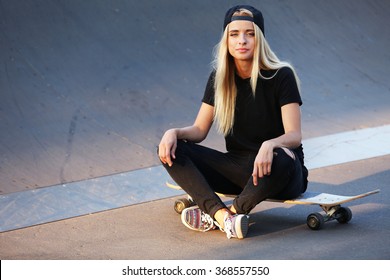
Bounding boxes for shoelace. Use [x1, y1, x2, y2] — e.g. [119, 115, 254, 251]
[200, 211, 216, 232]
[223, 215, 235, 239]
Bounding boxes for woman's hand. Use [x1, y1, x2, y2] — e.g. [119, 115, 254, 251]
[158, 129, 178, 167]
[158, 103, 214, 167]
[252, 140, 276, 186]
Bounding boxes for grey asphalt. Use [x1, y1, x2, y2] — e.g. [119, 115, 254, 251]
[0, 0, 389, 260]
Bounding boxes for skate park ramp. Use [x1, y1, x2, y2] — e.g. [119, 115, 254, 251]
[0, 0, 390, 233]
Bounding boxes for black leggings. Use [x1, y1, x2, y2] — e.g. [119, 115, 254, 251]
[160, 140, 307, 218]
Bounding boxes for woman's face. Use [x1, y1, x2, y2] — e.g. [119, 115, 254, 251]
[228, 20, 255, 62]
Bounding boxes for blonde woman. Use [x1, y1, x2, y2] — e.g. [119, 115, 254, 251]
[158, 5, 308, 239]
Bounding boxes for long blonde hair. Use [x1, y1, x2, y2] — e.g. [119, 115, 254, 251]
[212, 9, 300, 136]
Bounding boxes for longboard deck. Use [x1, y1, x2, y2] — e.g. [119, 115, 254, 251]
[280, 189, 380, 206]
[166, 182, 380, 207]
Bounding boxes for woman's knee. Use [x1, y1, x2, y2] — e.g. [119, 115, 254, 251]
[272, 148, 296, 176]
[279, 147, 295, 160]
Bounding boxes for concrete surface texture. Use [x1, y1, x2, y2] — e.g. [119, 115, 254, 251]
[0, 0, 389, 260]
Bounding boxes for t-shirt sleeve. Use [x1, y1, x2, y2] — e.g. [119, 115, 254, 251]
[201, 71, 216, 106]
[277, 67, 302, 107]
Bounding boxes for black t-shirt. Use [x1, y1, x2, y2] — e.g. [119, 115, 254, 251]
[202, 67, 303, 154]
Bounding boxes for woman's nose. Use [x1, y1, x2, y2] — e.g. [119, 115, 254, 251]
[238, 33, 247, 44]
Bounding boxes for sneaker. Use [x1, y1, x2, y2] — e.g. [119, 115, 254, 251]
[222, 214, 249, 239]
[181, 206, 216, 232]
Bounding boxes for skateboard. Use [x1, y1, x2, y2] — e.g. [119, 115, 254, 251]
[166, 182, 380, 230]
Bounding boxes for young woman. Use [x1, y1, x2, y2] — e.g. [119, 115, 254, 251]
[158, 5, 308, 239]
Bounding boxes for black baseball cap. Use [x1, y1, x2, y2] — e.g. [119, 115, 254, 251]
[223, 5, 265, 35]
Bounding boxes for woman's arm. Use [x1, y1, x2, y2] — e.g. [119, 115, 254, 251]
[158, 103, 214, 166]
[252, 102, 302, 185]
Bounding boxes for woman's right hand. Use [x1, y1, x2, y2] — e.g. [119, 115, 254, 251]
[158, 103, 214, 167]
[158, 129, 178, 167]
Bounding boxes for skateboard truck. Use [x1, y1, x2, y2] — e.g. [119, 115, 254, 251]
[306, 205, 352, 230]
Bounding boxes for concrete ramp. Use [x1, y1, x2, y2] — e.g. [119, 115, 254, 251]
[1, 0, 390, 194]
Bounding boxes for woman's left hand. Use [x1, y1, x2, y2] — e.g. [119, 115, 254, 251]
[252, 140, 276, 186]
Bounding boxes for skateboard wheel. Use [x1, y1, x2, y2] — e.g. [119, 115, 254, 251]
[174, 198, 192, 214]
[335, 207, 352, 224]
[307, 213, 324, 230]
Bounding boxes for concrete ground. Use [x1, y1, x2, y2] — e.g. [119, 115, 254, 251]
[0, 156, 389, 260]
[0, 0, 389, 261]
